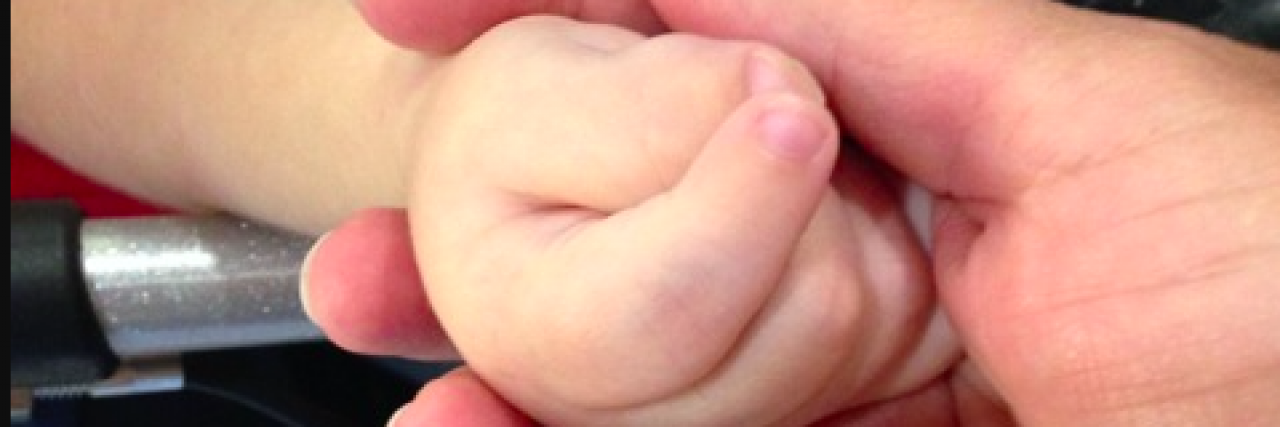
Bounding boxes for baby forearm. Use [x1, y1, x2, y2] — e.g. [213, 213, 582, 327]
[12, 0, 440, 233]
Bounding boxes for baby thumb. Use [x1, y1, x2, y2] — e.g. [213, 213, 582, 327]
[550, 87, 839, 409]
[648, 93, 837, 278]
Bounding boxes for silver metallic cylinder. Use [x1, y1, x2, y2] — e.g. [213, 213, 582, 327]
[80, 216, 323, 357]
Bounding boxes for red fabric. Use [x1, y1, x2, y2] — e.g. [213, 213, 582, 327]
[11, 133, 168, 217]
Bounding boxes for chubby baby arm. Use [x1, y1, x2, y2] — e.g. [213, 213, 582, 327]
[409, 16, 951, 426]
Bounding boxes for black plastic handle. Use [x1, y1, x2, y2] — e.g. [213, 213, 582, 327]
[11, 200, 119, 387]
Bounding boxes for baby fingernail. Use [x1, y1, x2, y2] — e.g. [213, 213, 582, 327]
[747, 50, 821, 102]
[760, 101, 830, 162]
[748, 51, 794, 95]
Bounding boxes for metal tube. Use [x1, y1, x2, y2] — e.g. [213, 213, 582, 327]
[80, 216, 322, 357]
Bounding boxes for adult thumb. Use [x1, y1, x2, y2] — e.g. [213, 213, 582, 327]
[653, 0, 1278, 199]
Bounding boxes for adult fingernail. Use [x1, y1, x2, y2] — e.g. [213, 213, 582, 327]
[386, 405, 405, 427]
[298, 231, 332, 323]
[759, 100, 831, 162]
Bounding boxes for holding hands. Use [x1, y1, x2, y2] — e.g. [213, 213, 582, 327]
[305, 1, 1280, 425]
[408, 16, 944, 425]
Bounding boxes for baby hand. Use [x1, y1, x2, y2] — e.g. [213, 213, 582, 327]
[410, 16, 950, 426]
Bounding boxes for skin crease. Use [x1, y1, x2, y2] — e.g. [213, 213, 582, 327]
[406, 16, 949, 426]
[300, 0, 1280, 426]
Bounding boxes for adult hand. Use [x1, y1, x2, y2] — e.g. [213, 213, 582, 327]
[315, 0, 1280, 425]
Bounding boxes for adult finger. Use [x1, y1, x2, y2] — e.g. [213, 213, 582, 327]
[391, 367, 535, 427]
[354, 0, 662, 52]
[302, 207, 457, 359]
